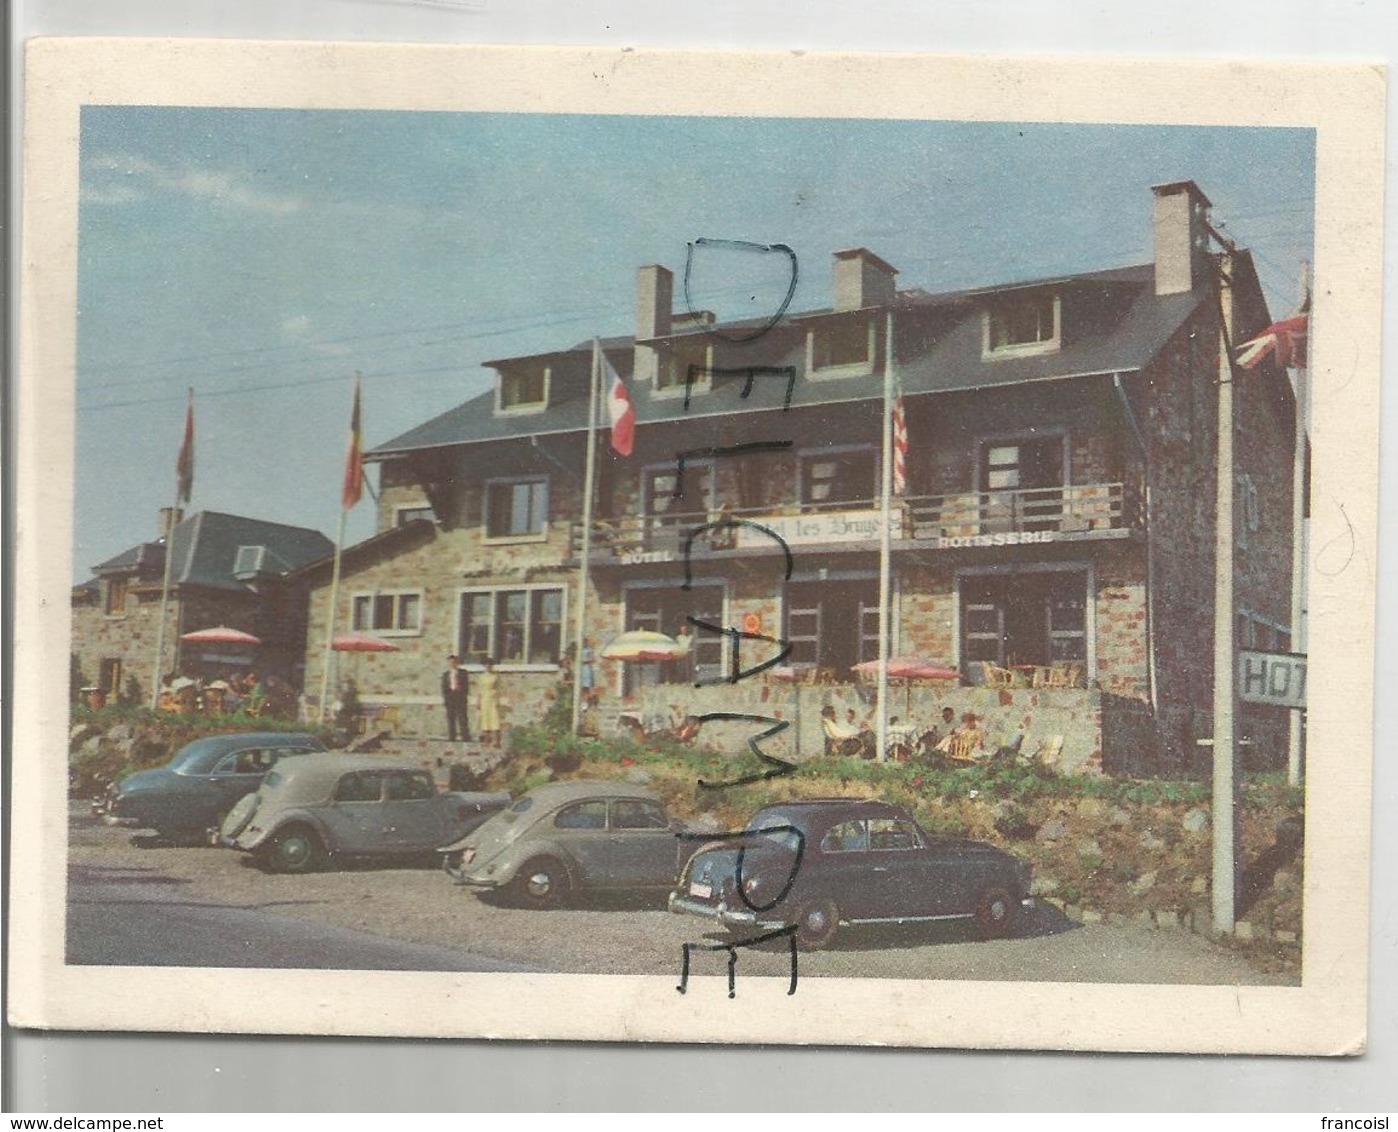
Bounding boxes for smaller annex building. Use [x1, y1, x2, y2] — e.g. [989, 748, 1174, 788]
[71, 508, 333, 703]
[301, 181, 1299, 775]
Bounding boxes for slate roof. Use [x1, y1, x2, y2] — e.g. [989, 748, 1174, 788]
[93, 541, 164, 575]
[90, 512, 333, 594]
[284, 517, 436, 582]
[366, 261, 1208, 460]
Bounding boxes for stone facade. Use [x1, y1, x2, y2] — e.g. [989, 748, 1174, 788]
[72, 511, 329, 702]
[312, 185, 1298, 776]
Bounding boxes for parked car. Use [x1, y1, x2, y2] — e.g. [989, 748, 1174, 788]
[668, 798, 1033, 949]
[440, 780, 686, 907]
[95, 731, 325, 841]
[220, 753, 510, 873]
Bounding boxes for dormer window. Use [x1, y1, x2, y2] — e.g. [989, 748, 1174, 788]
[983, 294, 1061, 358]
[233, 545, 267, 579]
[497, 365, 549, 414]
[654, 337, 712, 397]
[808, 311, 877, 378]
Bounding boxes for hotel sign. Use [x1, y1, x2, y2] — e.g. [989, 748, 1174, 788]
[1237, 650, 1307, 709]
[736, 509, 903, 548]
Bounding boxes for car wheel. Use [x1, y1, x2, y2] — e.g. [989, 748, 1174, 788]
[793, 897, 840, 950]
[510, 857, 569, 909]
[975, 885, 1018, 939]
[259, 825, 324, 874]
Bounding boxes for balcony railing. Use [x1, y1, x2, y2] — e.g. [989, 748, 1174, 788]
[571, 481, 1138, 560]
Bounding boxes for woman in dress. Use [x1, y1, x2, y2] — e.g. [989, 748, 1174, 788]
[477, 658, 502, 748]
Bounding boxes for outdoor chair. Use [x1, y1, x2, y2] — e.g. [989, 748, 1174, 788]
[980, 662, 1016, 689]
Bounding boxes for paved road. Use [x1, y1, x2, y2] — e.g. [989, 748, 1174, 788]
[68, 863, 537, 971]
[66, 803, 1294, 985]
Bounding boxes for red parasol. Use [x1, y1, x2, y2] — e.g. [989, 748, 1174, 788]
[331, 632, 402, 653]
[180, 625, 262, 646]
[852, 656, 959, 681]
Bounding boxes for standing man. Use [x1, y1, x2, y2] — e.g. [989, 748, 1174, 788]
[441, 654, 470, 742]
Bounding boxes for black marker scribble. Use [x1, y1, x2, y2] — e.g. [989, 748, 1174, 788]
[690, 712, 794, 790]
[673, 441, 794, 496]
[683, 364, 797, 411]
[683, 238, 799, 345]
[686, 615, 792, 686]
[675, 823, 807, 913]
[682, 519, 794, 588]
[676, 924, 798, 998]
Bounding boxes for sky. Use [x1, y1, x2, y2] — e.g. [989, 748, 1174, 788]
[74, 110, 1315, 579]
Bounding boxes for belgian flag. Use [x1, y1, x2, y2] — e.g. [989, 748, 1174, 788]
[341, 377, 363, 510]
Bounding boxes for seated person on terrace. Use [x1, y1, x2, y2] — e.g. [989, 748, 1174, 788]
[821, 705, 862, 757]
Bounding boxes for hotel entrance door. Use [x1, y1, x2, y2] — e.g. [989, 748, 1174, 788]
[784, 578, 880, 681]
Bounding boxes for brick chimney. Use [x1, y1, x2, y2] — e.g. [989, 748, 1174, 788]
[633, 264, 673, 388]
[1152, 180, 1212, 296]
[159, 507, 183, 538]
[635, 264, 673, 341]
[832, 248, 897, 311]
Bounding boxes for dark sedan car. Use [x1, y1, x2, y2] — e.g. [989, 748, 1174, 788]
[96, 731, 324, 841]
[669, 798, 1033, 949]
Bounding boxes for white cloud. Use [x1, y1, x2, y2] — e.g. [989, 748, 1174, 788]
[85, 152, 305, 215]
[280, 313, 352, 357]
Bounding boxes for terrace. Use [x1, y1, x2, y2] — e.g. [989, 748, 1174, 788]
[572, 480, 1140, 565]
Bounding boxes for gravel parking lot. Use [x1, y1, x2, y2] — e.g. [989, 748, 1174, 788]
[67, 803, 1294, 985]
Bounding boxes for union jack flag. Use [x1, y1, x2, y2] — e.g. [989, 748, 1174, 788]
[1235, 305, 1309, 371]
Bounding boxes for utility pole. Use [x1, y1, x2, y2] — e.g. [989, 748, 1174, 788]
[1212, 260, 1238, 937]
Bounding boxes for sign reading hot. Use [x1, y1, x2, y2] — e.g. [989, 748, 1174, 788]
[1237, 650, 1307, 709]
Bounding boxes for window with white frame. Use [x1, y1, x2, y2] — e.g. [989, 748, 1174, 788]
[458, 586, 564, 666]
[233, 545, 267, 577]
[800, 448, 876, 508]
[808, 312, 876, 375]
[484, 478, 548, 539]
[983, 294, 1061, 357]
[395, 504, 435, 526]
[351, 590, 423, 635]
[497, 365, 549, 413]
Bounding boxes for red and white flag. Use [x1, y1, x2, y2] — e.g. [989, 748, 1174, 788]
[606, 353, 635, 457]
[891, 395, 908, 496]
[1235, 310, 1309, 371]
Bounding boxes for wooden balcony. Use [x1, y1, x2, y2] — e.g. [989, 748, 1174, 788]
[572, 481, 1140, 564]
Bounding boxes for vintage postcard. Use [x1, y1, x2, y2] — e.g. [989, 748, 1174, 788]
[10, 41, 1384, 1052]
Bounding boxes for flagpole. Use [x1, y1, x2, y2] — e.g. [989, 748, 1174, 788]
[318, 507, 348, 724]
[1287, 261, 1310, 786]
[319, 376, 361, 725]
[571, 340, 602, 734]
[149, 387, 193, 711]
[875, 311, 895, 761]
[148, 481, 183, 711]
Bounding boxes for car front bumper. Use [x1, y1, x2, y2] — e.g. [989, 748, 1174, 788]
[667, 891, 787, 931]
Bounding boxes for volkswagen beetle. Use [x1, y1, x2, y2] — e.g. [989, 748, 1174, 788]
[440, 779, 686, 907]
